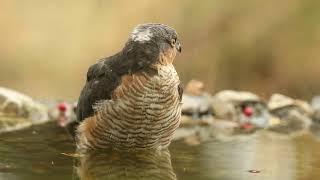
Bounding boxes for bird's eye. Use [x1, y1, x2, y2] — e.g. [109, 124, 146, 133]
[170, 38, 176, 46]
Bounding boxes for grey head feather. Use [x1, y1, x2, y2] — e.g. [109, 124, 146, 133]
[130, 23, 178, 44]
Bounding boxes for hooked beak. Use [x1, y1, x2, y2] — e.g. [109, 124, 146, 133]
[176, 40, 182, 53]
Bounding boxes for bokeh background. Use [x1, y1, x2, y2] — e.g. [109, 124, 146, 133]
[1, 0, 320, 101]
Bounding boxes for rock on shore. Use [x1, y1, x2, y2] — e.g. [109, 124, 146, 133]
[0, 87, 49, 133]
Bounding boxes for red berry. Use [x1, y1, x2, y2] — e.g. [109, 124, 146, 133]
[243, 106, 254, 117]
[58, 102, 67, 112]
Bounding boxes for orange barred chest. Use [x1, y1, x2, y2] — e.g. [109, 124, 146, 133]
[77, 64, 181, 151]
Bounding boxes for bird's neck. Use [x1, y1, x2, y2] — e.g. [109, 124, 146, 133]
[116, 42, 159, 74]
[158, 47, 177, 65]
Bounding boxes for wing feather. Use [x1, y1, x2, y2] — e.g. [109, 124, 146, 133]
[76, 57, 121, 122]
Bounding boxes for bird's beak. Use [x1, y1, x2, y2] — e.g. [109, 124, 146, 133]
[176, 40, 182, 53]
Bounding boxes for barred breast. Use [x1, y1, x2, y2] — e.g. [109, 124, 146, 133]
[76, 64, 182, 151]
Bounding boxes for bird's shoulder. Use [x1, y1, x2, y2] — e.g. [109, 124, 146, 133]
[76, 55, 122, 122]
[86, 55, 116, 81]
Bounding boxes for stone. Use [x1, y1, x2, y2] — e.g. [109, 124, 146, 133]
[181, 80, 213, 119]
[311, 96, 320, 123]
[267, 93, 312, 134]
[268, 94, 313, 115]
[211, 90, 269, 130]
[311, 96, 320, 109]
[181, 93, 213, 118]
[0, 87, 49, 133]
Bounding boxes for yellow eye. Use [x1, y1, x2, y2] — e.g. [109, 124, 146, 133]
[171, 38, 176, 46]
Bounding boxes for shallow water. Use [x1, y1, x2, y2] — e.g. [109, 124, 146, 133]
[1, 122, 320, 180]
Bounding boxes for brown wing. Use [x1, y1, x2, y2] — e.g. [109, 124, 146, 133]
[76, 58, 120, 122]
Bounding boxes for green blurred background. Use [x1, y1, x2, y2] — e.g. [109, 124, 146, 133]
[1, 0, 319, 101]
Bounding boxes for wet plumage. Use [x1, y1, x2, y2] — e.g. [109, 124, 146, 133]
[73, 23, 183, 151]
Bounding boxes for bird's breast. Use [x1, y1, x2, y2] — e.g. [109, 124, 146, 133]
[77, 64, 181, 151]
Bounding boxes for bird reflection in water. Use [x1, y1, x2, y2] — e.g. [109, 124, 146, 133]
[74, 149, 176, 180]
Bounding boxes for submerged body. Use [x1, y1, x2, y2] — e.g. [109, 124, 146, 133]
[74, 23, 182, 151]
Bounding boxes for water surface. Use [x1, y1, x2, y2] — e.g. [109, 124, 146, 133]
[1, 122, 320, 180]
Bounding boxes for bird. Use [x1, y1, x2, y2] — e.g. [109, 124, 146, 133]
[71, 23, 183, 151]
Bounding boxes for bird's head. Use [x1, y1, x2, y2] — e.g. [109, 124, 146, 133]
[124, 23, 181, 66]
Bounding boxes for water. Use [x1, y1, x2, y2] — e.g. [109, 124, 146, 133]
[1, 122, 320, 180]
